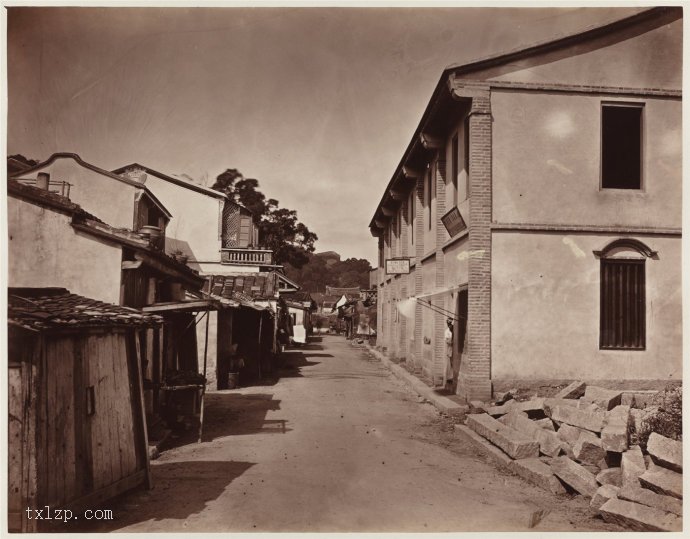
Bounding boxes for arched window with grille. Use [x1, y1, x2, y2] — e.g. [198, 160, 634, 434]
[595, 239, 657, 350]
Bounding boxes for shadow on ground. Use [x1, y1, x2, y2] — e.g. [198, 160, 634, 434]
[58, 460, 254, 532]
[166, 392, 290, 449]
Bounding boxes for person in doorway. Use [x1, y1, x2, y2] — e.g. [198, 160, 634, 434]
[444, 318, 454, 390]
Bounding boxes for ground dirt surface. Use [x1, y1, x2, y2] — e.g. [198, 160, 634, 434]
[70, 335, 622, 532]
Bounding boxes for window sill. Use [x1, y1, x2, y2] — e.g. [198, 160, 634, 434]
[599, 347, 646, 352]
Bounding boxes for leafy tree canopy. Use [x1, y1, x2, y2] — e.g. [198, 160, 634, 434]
[285, 252, 372, 292]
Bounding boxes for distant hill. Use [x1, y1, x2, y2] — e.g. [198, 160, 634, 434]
[285, 251, 371, 293]
[314, 251, 340, 267]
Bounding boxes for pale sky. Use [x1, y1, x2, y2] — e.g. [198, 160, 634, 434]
[7, 5, 646, 264]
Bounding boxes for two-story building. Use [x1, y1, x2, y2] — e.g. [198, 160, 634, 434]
[107, 163, 300, 389]
[369, 7, 682, 402]
[9, 160, 213, 432]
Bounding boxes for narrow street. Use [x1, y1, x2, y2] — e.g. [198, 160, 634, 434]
[73, 335, 616, 533]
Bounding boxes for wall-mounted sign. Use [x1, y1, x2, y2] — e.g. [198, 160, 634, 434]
[386, 258, 410, 275]
[441, 206, 467, 237]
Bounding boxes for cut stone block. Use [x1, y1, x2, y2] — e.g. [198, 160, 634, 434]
[510, 457, 567, 495]
[484, 403, 512, 417]
[582, 386, 622, 411]
[596, 467, 622, 487]
[493, 391, 513, 406]
[601, 405, 630, 452]
[577, 401, 603, 413]
[621, 446, 646, 488]
[469, 400, 486, 411]
[512, 398, 545, 414]
[590, 484, 620, 511]
[556, 423, 589, 447]
[554, 381, 586, 400]
[551, 405, 605, 433]
[454, 424, 513, 470]
[550, 456, 598, 498]
[465, 414, 539, 459]
[639, 467, 683, 500]
[543, 398, 579, 418]
[618, 485, 683, 517]
[582, 463, 601, 476]
[621, 390, 659, 409]
[574, 431, 606, 465]
[599, 498, 681, 532]
[534, 418, 555, 431]
[500, 411, 562, 457]
[647, 432, 682, 473]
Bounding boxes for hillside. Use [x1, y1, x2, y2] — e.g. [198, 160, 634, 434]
[285, 251, 371, 293]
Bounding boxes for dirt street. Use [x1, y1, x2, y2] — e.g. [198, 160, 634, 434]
[74, 335, 620, 532]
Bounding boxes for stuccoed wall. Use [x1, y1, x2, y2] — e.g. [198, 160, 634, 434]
[491, 232, 681, 380]
[8, 197, 122, 304]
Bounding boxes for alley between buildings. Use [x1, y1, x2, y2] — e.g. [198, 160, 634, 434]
[70, 335, 620, 533]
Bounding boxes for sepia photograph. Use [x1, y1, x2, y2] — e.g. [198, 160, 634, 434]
[3, 1, 684, 534]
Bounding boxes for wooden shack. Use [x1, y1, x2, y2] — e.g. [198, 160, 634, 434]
[7, 288, 162, 532]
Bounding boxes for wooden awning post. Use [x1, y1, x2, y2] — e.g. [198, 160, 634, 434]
[198, 310, 210, 443]
[257, 314, 263, 380]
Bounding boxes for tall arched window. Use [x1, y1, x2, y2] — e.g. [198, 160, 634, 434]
[595, 239, 657, 350]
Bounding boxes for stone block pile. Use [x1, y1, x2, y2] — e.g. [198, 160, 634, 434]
[458, 383, 682, 532]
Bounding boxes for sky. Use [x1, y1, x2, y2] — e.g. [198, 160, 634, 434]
[6, 4, 647, 264]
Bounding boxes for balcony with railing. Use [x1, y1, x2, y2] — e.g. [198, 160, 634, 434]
[15, 178, 73, 198]
[221, 248, 274, 266]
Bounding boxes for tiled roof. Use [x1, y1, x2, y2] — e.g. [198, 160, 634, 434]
[291, 291, 314, 303]
[8, 288, 163, 331]
[207, 272, 277, 302]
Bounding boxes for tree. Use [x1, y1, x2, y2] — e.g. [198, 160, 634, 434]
[211, 168, 317, 269]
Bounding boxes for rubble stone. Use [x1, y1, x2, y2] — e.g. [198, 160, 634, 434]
[554, 381, 586, 400]
[599, 498, 681, 532]
[510, 457, 567, 495]
[551, 405, 605, 433]
[646, 432, 682, 473]
[639, 467, 683, 500]
[465, 414, 539, 459]
[590, 484, 620, 510]
[596, 467, 622, 487]
[618, 485, 683, 517]
[573, 431, 606, 465]
[621, 446, 646, 488]
[550, 456, 598, 498]
[601, 405, 630, 452]
[581, 386, 622, 411]
[500, 411, 562, 458]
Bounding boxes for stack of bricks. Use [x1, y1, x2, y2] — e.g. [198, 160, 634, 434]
[455, 383, 682, 532]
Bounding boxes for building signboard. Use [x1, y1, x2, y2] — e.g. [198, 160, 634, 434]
[441, 206, 467, 237]
[385, 258, 410, 275]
